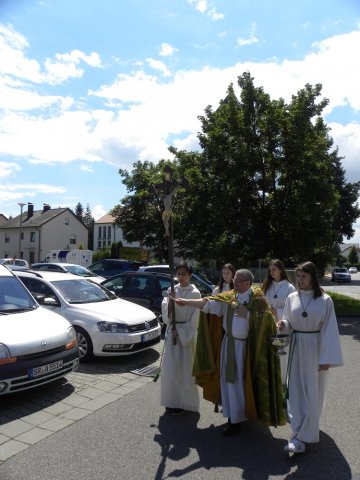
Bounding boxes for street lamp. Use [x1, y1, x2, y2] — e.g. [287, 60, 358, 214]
[18, 202, 25, 259]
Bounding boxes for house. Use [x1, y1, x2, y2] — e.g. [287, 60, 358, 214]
[94, 213, 149, 261]
[0, 203, 88, 264]
[339, 243, 360, 259]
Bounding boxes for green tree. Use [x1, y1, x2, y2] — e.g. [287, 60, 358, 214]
[348, 246, 359, 265]
[74, 202, 84, 221]
[82, 203, 95, 250]
[113, 73, 360, 271]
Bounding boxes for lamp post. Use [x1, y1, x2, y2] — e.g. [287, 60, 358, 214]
[153, 166, 189, 345]
[18, 202, 25, 259]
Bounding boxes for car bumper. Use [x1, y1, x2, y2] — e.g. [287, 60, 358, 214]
[0, 346, 79, 395]
[91, 324, 162, 356]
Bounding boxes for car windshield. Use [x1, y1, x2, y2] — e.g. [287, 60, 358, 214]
[51, 278, 116, 304]
[64, 265, 95, 277]
[0, 276, 37, 313]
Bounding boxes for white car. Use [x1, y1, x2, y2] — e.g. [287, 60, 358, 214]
[0, 265, 79, 395]
[16, 271, 161, 361]
[1, 258, 29, 269]
[349, 267, 358, 274]
[30, 262, 105, 284]
[138, 264, 214, 295]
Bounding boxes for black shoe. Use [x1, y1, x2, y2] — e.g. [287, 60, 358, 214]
[165, 407, 185, 415]
[222, 422, 242, 436]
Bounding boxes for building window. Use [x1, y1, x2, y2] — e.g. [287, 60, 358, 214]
[70, 234, 76, 245]
[5, 233, 10, 243]
[102, 227, 106, 239]
[107, 226, 111, 239]
[98, 226, 102, 239]
[30, 232, 36, 242]
[98, 240, 102, 249]
[65, 218, 69, 225]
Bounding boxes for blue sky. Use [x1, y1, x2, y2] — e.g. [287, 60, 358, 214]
[1, 0, 360, 244]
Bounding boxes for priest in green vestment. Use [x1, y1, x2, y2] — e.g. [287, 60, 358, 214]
[173, 269, 286, 435]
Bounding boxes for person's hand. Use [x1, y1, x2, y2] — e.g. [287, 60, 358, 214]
[171, 328, 178, 339]
[174, 297, 187, 306]
[319, 364, 330, 371]
[276, 320, 285, 330]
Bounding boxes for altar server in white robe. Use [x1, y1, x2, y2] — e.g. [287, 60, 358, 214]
[160, 261, 201, 415]
[262, 259, 296, 384]
[278, 261, 343, 454]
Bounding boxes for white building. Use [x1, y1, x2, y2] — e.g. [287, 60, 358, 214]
[94, 213, 149, 261]
[0, 204, 88, 265]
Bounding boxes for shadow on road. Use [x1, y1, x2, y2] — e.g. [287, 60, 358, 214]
[337, 316, 360, 342]
[153, 412, 351, 480]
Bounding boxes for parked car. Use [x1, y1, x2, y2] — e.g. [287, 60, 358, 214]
[349, 267, 358, 274]
[30, 263, 105, 284]
[101, 271, 172, 322]
[0, 264, 79, 395]
[138, 264, 213, 296]
[1, 258, 29, 269]
[331, 267, 351, 283]
[88, 259, 143, 278]
[15, 270, 161, 361]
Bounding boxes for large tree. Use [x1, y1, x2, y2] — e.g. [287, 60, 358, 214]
[113, 73, 360, 271]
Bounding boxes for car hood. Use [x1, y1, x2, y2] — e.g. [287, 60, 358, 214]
[1, 308, 73, 356]
[65, 298, 156, 324]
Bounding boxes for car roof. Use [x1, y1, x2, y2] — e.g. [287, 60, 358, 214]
[32, 263, 86, 268]
[15, 270, 82, 281]
[0, 264, 14, 276]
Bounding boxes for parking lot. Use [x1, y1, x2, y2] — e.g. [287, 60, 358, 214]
[0, 342, 162, 463]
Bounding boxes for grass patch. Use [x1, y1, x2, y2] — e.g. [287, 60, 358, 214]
[327, 291, 360, 317]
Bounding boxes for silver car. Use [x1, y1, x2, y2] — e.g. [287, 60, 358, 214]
[0, 265, 79, 395]
[16, 270, 161, 361]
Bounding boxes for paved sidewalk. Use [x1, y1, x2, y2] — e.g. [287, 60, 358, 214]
[0, 341, 163, 463]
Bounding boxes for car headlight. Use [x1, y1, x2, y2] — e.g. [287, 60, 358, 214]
[97, 321, 129, 333]
[65, 326, 77, 350]
[0, 343, 17, 365]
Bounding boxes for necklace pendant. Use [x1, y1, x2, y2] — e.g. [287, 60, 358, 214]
[302, 311, 308, 318]
[273, 294, 278, 299]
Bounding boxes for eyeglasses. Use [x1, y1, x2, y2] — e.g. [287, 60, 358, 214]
[236, 278, 250, 283]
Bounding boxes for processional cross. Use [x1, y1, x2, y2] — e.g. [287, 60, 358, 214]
[153, 165, 189, 345]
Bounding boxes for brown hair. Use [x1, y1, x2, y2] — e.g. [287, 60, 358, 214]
[295, 261, 323, 298]
[216, 263, 235, 292]
[262, 259, 291, 294]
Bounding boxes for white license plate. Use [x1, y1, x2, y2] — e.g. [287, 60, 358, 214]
[142, 330, 160, 342]
[29, 360, 63, 378]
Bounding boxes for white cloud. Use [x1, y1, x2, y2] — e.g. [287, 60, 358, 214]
[0, 161, 21, 178]
[159, 43, 177, 57]
[1, 26, 360, 194]
[92, 204, 107, 220]
[187, 0, 224, 20]
[0, 183, 66, 203]
[146, 58, 171, 77]
[80, 164, 94, 173]
[237, 22, 259, 47]
[0, 24, 102, 86]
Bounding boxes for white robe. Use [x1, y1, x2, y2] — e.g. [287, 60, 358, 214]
[283, 290, 343, 443]
[160, 283, 201, 412]
[264, 279, 296, 384]
[202, 288, 251, 424]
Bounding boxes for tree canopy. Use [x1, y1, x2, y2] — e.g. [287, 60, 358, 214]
[112, 72, 360, 271]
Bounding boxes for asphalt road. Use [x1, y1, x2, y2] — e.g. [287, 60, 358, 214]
[0, 315, 359, 480]
[321, 272, 360, 300]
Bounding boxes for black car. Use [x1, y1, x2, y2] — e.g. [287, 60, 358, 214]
[88, 259, 143, 278]
[101, 271, 172, 323]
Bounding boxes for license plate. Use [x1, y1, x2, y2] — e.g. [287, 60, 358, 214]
[142, 330, 160, 342]
[29, 360, 63, 378]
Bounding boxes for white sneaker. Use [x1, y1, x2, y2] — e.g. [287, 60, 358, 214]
[284, 437, 306, 453]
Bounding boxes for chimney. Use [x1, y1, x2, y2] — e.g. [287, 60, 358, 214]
[27, 202, 34, 219]
[42, 203, 51, 213]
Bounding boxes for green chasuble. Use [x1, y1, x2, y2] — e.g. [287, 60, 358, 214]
[193, 286, 286, 427]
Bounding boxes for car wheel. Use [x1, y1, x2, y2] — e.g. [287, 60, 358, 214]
[75, 327, 93, 361]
